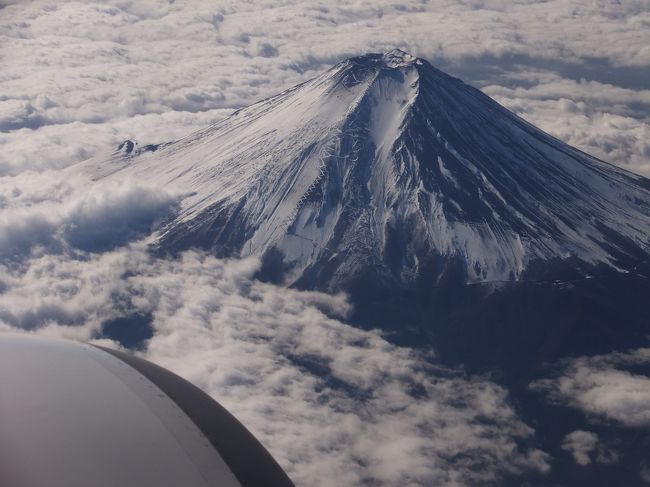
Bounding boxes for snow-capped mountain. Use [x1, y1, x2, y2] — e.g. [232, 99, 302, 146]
[77, 49, 650, 291]
[73, 51, 650, 487]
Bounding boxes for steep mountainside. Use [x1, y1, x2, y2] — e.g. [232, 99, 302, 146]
[77, 49, 650, 292]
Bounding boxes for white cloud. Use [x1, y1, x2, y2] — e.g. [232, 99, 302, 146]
[560, 430, 618, 466]
[0, 170, 180, 259]
[0, 249, 135, 335]
[133, 253, 550, 486]
[532, 348, 650, 428]
[61, 182, 179, 252]
[0, 242, 550, 486]
[561, 430, 598, 466]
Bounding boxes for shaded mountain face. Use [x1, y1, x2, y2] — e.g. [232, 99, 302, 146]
[77, 50, 650, 375]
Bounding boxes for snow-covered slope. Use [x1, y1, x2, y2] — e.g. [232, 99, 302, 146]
[76, 49, 650, 287]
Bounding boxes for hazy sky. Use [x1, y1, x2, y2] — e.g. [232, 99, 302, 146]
[1, 1, 649, 485]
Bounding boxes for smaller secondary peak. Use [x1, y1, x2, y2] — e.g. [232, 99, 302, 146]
[382, 49, 419, 68]
[116, 139, 138, 156]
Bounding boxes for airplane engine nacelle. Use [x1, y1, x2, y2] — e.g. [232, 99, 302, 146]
[0, 334, 294, 487]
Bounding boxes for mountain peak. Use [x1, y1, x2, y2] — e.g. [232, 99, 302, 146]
[381, 49, 419, 68]
[336, 49, 426, 76]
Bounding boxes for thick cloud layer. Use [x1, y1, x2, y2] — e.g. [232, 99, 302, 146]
[131, 252, 550, 486]
[1, 0, 649, 175]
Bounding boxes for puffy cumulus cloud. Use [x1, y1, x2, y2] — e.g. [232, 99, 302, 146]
[532, 348, 650, 428]
[61, 183, 179, 252]
[561, 430, 598, 466]
[560, 430, 618, 466]
[0, 246, 550, 486]
[1, 0, 649, 175]
[0, 248, 143, 336]
[0, 170, 180, 260]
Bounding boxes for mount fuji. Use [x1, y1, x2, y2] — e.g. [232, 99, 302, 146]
[76, 49, 650, 373]
[75, 49, 650, 486]
[78, 50, 650, 286]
